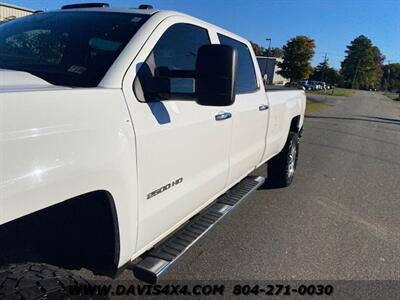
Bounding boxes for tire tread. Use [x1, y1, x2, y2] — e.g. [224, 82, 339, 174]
[0, 263, 90, 300]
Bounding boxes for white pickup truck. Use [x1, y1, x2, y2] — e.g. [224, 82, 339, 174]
[0, 3, 305, 297]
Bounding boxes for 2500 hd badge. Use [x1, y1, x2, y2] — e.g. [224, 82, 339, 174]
[147, 178, 184, 200]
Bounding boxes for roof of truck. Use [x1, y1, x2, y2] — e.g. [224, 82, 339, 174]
[52, 7, 160, 15]
[46, 5, 248, 43]
[50, 5, 247, 41]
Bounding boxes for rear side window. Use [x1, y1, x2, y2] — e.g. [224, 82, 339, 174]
[134, 23, 210, 101]
[218, 34, 258, 94]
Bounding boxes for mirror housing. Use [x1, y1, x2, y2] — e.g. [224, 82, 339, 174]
[196, 45, 238, 106]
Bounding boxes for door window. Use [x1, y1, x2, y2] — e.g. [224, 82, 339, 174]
[218, 34, 258, 94]
[134, 23, 211, 102]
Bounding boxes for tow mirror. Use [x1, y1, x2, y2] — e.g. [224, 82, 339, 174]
[196, 45, 238, 106]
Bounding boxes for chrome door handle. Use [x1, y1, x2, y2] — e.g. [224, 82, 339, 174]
[215, 112, 232, 121]
[259, 104, 269, 111]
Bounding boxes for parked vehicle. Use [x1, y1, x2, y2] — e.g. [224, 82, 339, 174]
[295, 80, 313, 90]
[0, 3, 306, 296]
[307, 81, 319, 90]
[318, 81, 328, 90]
[296, 80, 308, 86]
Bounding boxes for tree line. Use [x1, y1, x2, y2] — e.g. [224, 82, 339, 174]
[251, 35, 399, 91]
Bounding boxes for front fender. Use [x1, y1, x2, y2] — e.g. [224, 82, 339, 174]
[0, 88, 137, 267]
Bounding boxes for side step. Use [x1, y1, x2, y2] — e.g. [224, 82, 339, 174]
[133, 176, 265, 284]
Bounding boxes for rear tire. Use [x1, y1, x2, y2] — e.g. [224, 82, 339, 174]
[0, 263, 92, 299]
[267, 132, 299, 188]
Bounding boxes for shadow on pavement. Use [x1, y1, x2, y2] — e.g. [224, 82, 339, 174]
[360, 115, 400, 124]
[305, 115, 400, 126]
[258, 180, 285, 190]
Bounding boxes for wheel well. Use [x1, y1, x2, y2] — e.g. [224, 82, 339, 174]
[290, 115, 301, 133]
[0, 191, 119, 277]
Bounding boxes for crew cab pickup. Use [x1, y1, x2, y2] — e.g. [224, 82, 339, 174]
[0, 3, 305, 297]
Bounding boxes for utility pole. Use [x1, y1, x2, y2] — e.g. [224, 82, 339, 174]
[352, 59, 361, 89]
[266, 38, 272, 50]
[322, 53, 328, 83]
[385, 60, 392, 94]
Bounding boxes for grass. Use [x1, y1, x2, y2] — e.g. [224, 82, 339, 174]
[385, 92, 400, 101]
[305, 99, 329, 114]
[307, 88, 354, 97]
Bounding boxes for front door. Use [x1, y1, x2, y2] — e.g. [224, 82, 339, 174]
[123, 19, 232, 252]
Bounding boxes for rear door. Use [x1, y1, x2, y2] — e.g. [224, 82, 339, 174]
[217, 34, 269, 185]
[122, 18, 232, 252]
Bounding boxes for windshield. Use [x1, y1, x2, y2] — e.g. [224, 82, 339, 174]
[0, 11, 149, 87]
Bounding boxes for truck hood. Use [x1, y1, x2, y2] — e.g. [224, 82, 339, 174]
[0, 69, 69, 92]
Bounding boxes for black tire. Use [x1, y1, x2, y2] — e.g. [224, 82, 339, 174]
[267, 132, 299, 188]
[0, 263, 92, 299]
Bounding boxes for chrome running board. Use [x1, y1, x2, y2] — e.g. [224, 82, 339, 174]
[132, 176, 265, 284]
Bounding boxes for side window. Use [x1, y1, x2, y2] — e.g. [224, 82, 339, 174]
[218, 34, 258, 94]
[134, 23, 210, 102]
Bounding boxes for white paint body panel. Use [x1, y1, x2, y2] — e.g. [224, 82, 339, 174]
[0, 84, 139, 266]
[262, 90, 306, 163]
[0, 9, 305, 269]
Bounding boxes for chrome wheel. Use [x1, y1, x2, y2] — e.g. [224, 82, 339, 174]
[267, 132, 299, 188]
[287, 143, 297, 178]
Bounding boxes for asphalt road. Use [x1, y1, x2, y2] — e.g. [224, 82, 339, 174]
[87, 91, 400, 284]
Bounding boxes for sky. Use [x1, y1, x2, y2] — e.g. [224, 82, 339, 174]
[8, 0, 400, 69]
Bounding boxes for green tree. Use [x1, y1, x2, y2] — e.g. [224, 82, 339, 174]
[263, 47, 283, 58]
[250, 41, 265, 56]
[382, 63, 400, 91]
[311, 56, 342, 84]
[277, 36, 315, 81]
[340, 35, 384, 89]
[250, 41, 283, 58]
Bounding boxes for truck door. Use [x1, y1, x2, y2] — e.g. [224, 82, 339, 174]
[122, 19, 232, 252]
[217, 34, 270, 185]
